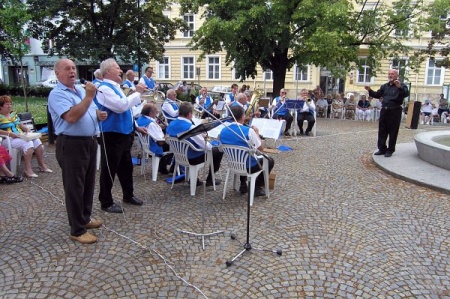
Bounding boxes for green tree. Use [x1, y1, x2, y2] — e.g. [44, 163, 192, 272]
[413, 0, 450, 68]
[179, 0, 425, 94]
[0, 0, 32, 110]
[27, 0, 186, 66]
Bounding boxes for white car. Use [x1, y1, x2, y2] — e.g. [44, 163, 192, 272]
[37, 78, 85, 88]
[210, 85, 231, 93]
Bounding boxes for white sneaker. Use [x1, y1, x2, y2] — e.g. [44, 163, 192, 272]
[420, 121, 424, 125]
[425, 122, 429, 125]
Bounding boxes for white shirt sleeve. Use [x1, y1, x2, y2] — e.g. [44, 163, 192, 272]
[162, 101, 178, 118]
[147, 121, 165, 141]
[97, 82, 141, 113]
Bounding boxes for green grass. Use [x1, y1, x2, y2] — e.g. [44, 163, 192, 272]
[10, 96, 48, 125]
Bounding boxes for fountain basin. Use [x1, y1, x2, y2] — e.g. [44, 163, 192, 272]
[414, 130, 450, 171]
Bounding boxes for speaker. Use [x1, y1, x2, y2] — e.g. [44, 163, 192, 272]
[405, 101, 421, 129]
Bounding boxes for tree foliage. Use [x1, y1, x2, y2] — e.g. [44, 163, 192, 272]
[26, 0, 187, 63]
[414, 0, 450, 68]
[179, 0, 426, 93]
[0, 0, 32, 110]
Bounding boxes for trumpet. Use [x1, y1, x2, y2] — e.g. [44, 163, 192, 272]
[156, 111, 168, 127]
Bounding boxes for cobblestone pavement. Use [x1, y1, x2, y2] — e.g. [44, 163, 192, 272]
[1, 118, 450, 299]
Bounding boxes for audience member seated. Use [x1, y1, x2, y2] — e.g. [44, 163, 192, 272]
[296, 89, 316, 136]
[332, 94, 344, 119]
[420, 99, 433, 125]
[161, 89, 179, 122]
[0, 144, 23, 184]
[344, 93, 357, 120]
[136, 103, 173, 175]
[316, 96, 328, 118]
[357, 94, 372, 121]
[219, 105, 275, 197]
[0, 95, 52, 178]
[166, 102, 223, 186]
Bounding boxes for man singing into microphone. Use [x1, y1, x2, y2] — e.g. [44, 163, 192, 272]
[365, 69, 409, 157]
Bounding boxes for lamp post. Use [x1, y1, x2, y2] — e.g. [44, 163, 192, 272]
[137, 0, 142, 78]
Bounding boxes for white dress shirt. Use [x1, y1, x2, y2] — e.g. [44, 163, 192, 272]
[96, 79, 141, 113]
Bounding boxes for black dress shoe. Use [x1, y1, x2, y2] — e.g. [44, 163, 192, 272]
[123, 196, 143, 206]
[101, 203, 124, 213]
[158, 168, 169, 175]
[374, 150, 386, 155]
[305, 132, 310, 136]
[206, 179, 221, 187]
[254, 188, 266, 197]
[384, 152, 393, 157]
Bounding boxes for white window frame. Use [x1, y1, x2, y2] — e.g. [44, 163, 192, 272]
[425, 59, 445, 86]
[294, 64, 310, 82]
[356, 59, 374, 84]
[182, 14, 195, 38]
[264, 69, 273, 81]
[181, 56, 195, 80]
[156, 56, 171, 80]
[207, 55, 221, 80]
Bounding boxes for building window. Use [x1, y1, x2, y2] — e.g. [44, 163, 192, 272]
[157, 57, 170, 80]
[356, 60, 373, 84]
[183, 14, 194, 38]
[182, 57, 195, 79]
[391, 58, 408, 80]
[426, 59, 444, 85]
[264, 69, 273, 81]
[207, 56, 220, 79]
[294, 65, 309, 81]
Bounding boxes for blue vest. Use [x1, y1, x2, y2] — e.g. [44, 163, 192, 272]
[94, 82, 134, 134]
[220, 124, 257, 167]
[143, 76, 155, 89]
[162, 100, 179, 119]
[274, 97, 289, 116]
[167, 119, 203, 159]
[123, 79, 134, 89]
[92, 79, 102, 85]
[197, 96, 212, 111]
[135, 116, 163, 155]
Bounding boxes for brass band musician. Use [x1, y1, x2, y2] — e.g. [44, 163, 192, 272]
[219, 105, 275, 197]
[195, 87, 215, 119]
[161, 89, 179, 122]
[271, 88, 293, 136]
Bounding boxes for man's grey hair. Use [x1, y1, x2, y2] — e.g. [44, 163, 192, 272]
[100, 58, 117, 76]
[94, 68, 102, 78]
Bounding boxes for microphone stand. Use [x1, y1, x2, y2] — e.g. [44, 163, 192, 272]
[206, 108, 282, 267]
[177, 121, 224, 250]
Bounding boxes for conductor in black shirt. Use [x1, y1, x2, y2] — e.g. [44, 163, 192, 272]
[365, 69, 409, 157]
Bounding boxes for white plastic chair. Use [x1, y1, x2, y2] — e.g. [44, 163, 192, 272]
[220, 144, 269, 206]
[166, 137, 216, 196]
[0, 135, 21, 175]
[136, 131, 171, 182]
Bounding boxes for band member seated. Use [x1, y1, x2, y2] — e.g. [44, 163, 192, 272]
[244, 90, 261, 119]
[220, 105, 275, 197]
[195, 87, 215, 119]
[271, 88, 293, 136]
[139, 66, 156, 90]
[296, 89, 316, 136]
[122, 69, 136, 92]
[162, 89, 179, 122]
[166, 102, 222, 186]
[92, 69, 103, 86]
[136, 103, 173, 175]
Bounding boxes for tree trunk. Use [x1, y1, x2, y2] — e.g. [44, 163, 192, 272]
[271, 50, 289, 99]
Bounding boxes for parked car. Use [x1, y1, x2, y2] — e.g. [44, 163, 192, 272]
[156, 82, 174, 94]
[210, 85, 231, 93]
[37, 78, 85, 88]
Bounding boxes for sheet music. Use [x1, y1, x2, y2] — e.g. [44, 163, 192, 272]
[207, 122, 231, 139]
[250, 118, 285, 140]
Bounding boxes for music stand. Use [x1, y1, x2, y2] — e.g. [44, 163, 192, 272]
[285, 99, 303, 138]
[176, 118, 229, 249]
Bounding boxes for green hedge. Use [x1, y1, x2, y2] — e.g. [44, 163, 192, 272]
[0, 84, 52, 97]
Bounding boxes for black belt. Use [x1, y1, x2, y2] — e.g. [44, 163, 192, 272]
[59, 134, 97, 140]
[382, 106, 402, 110]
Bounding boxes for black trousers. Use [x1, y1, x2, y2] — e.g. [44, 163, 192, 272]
[98, 132, 135, 208]
[378, 106, 402, 153]
[159, 143, 173, 171]
[272, 113, 293, 133]
[56, 135, 98, 236]
[240, 156, 275, 188]
[188, 147, 223, 180]
[297, 112, 315, 134]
